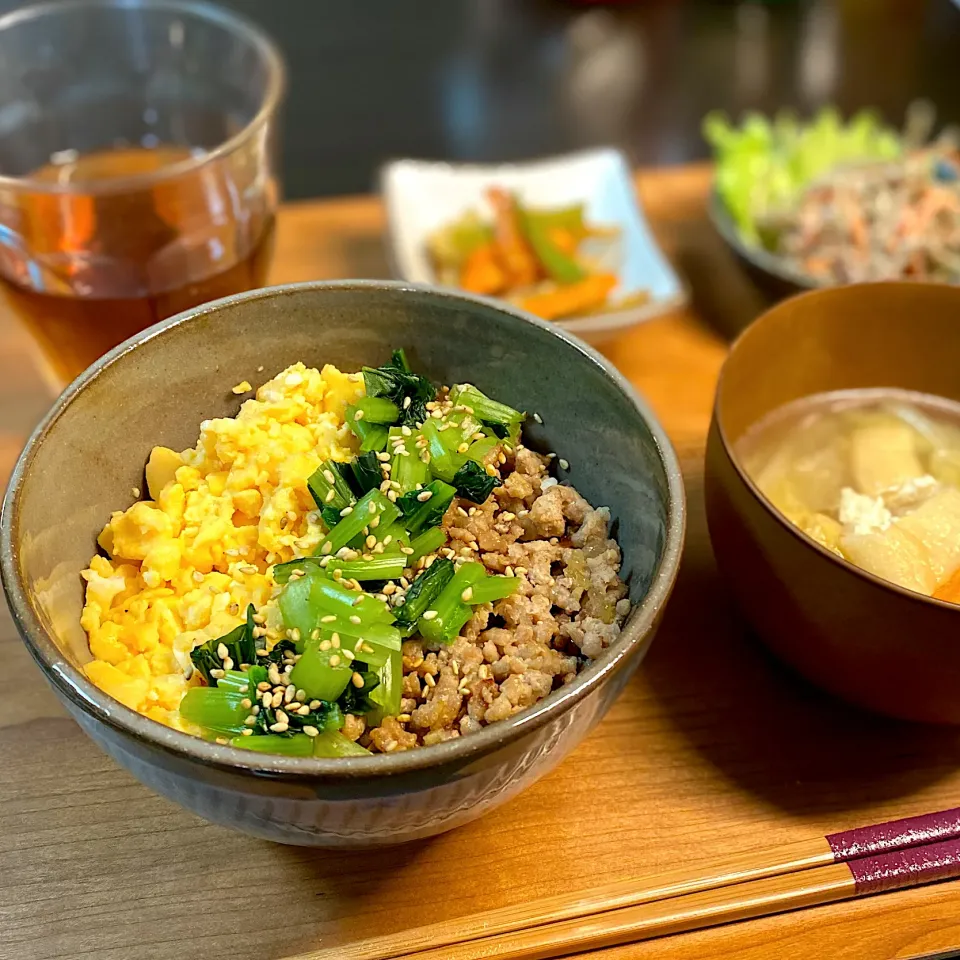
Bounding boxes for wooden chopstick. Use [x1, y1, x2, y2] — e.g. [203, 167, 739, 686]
[298, 806, 960, 960]
[352, 837, 960, 960]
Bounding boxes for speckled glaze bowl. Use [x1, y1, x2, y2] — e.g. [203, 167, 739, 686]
[1, 281, 684, 847]
[705, 282, 960, 724]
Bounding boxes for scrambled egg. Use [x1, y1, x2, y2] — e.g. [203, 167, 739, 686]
[80, 363, 364, 729]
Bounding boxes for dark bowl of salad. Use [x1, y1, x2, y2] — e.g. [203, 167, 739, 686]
[1, 280, 685, 847]
[705, 105, 960, 299]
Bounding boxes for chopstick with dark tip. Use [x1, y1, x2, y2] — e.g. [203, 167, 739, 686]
[293, 806, 960, 960]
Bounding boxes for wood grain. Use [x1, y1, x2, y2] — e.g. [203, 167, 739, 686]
[368, 863, 859, 960]
[305, 837, 836, 960]
[2, 165, 960, 960]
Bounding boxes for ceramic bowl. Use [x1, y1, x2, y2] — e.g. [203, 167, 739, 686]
[705, 282, 960, 724]
[381, 149, 689, 342]
[2, 281, 685, 846]
[707, 190, 816, 302]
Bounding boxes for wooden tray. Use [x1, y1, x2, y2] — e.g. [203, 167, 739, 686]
[2, 166, 959, 960]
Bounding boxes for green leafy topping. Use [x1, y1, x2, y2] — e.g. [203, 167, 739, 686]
[452, 460, 499, 504]
[362, 350, 436, 427]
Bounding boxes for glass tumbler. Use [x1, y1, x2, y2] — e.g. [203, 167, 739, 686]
[0, 0, 285, 385]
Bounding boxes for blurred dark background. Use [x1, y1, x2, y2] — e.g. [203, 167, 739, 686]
[17, 0, 960, 200]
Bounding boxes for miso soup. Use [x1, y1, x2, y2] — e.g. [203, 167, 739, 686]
[736, 389, 960, 601]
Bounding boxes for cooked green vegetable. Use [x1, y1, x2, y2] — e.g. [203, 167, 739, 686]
[522, 202, 585, 234]
[362, 349, 436, 427]
[352, 396, 401, 424]
[214, 669, 256, 694]
[391, 429, 431, 492]
[272, 556, 327, 585]
[348, 415, 390, 453]
[289, 638, 353, 702]
[277, 569, 319, 641]
[179, 687, 251, 734]
[327, 554, 407, 582]
[368, 648, 402, 720]
[520, 206, 587, 284]
[450, 383, 524, 426]
[229, 734, 315, 756]
[465, 435, 499, 464]
[397, 479, 456, 533]
[315, 489, 400, 556]
[394, 557, 455, 624]
[452, 459, 499, 504]
[336, 664, 381, 715]
[408, 525, 446, 562]
[420, 418, 462, 482]
[307, 461, 355, 512]
[467, 575, 520, 605]
[350, 451, 383, 495]
[417, 561, 487, 644]
[309, 573, 395, 625]
[312, 730, 372, 757]
[189, 604, 258, 684]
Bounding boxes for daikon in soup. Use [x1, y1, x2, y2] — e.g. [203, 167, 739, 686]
[737, 389, 960, 601]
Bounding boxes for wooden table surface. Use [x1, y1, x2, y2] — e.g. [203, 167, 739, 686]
[3, 165, 960, 960]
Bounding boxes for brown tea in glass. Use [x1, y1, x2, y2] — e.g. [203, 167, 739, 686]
[0, 0, 285, 385]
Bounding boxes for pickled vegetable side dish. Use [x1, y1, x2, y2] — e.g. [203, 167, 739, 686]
[81, 351, 629, 757]
[738, 390, 960, 601]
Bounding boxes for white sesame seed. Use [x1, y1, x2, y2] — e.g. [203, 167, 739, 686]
[217, 642, 229, 659]
[303, 725, 320, 737]
[325, 489, 336, 503]
[377, 451, 391, 462]
[558, 458, 569, 470]
[368, 501, 377, 514]
[339, 505, 354, 517]
[354, 409, 365, 421]
[422, 610, 438, 620]
[321, 541, 333, 555]
[284, 684, 296, 703]
[243, 715, 257, 726]
[417, 490, 433, 502]
[269, 722, 289, 733]
[131, 486, 141, 499]
[349, 614, 362, 625]
[461, 587, 473, 602]
[329, 654, 341, 667]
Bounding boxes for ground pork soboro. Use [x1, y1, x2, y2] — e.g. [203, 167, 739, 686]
[359, 444, 629, 753]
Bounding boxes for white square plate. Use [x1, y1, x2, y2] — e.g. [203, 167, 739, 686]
[380, 148, 688, 341]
